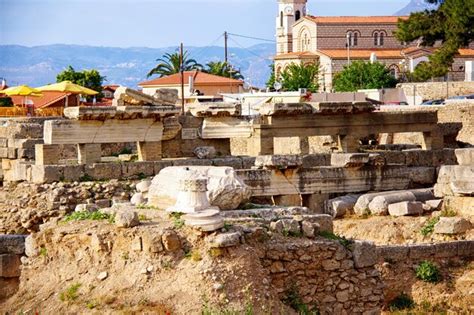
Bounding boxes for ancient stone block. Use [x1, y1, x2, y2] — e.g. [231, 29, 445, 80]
[331, 153, 369, 167]
[153, 160, 174, 174]
[404, 150, 434, 167]
[325, 194, 359, 218]
[301, 154, 330, 168]
[85, 163, 122, 180]
[241, 157, 256, 169]
[35, 144, 60, 165]
[162, 230, 181, 251]
[303, 193, 330, 214]
[455, 148, 474, 166]
[408, 167, 436, 186]
[188, 102, 241, 117]
[31, 165, 64, 184]
[0, 147, 17, 159]
[434, 242, 458, 258]
[260, 102, 314, 116]
[0, 138, 8, 147]
[137, 141, 162, 161]
[17, 148, 34, 159]
[115, 210, 139, 228]
[63, 165, 85, 182]
[274, 195, 302, 207]
[425, 199, 443, 211]
[352, 241, 377, 268]
[388, 201, 424, 216]
[194, 146, 216, 159]
[208, 232, 241, 248]
[0, 254, 21, 278]
[255, 155, 303, 169]
[376, 245, 409, 262]
[6, 122, 42, 139]
[434, 217, 472, 234]
[154, 88, 179, 105]
[121, 162, 155, 178]
[78, 144, 101, 165]
[0, 235, 26, 255]
[457, 240, 474, 257]
[212, 157, 243, 169]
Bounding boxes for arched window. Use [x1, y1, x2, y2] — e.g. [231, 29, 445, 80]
[295, 10, 301, 21]
[374, 32, 379, 46]
[353, 32, 358, 46]
[280, 11, 283, 27]
[389, 64, 400, 78]
[379, 32, 384, 46]
[347, 31, 359, 47]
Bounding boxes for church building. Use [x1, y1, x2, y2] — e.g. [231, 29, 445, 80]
[274, 0, 474, 91]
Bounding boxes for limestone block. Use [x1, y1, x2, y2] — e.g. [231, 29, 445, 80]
[298, 214, 333, 233]
[388, 201, 424, 216]
[148, 166, 251, 210]
[354, 191, 404, 216]
[194, 146, 216, 159]
[64, 106, 117, 120]
[136, 179, 151, 193]
[85, 163, 122, 181]
[187, 102, 241, 117]
[425, 199, 443, 211]
[162, 116, 182, 141]
[137, 141, 162, 161]
[409, 167, 436, 186]
[24, 235, 37, 257]
[44, 119, 164, 145]
[35, 144, 60, 165]
[302, 221, 316, 237]
[0, 235, 26, 255]
[273, 136, 309, 155]
[1, 159, 12, 170]
[326, 194, 359, 218]
[301, 154, 330, 168]
[254, 155, 302, 169]
[0, 147, 17, 159]
[443, 196, 474, 220]
[17, 148, 34, 159]
[352, 241, 377, 268]
[115, 210, 139, 228]
[0, 254, 21, 278]
[78, 144, 101, 165]
[121, 162, 155, 178]
[6, 122, 42, 139]
[212, 157, 243, 169]
[404, 150, 434, 167]
[331, 153, 369, 167]
[8, 138, 42, 149]
[455, 148, 474, 166]
[75, 204, 99, 213]
[434, 217, 472, 234]
[172, 159, 213, 167]
[4, 160, 31, 182]
[201, 117, 253, 139]
[304, 193, 330, 214]
[208, 232, 241, 248]
[131, 192, 146, 205]
[0, 138, 8, 147]
[259, 103, 314, 116]
[451, 181, 474, 196]
[31, 165, 64, 184]
[63, 165, 85, 182]
[376, 245, 409, 262]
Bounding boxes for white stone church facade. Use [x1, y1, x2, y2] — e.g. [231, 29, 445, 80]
[274, 0, 474, 91]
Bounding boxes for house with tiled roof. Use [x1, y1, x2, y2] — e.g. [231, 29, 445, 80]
[138, 71, 243, 103]
[274, 0, 474, 91]
[7, 91, 78, 109]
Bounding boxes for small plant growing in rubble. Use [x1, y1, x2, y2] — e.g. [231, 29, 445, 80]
[59, 283, 81, 302]
[440, 208, 457, 217]
[78, 174, 94, 182]
[283, 283, 319, 315]
[185, 250, 202, 262]
[63, 211, 113, 222]
[169, 212, 185, 229]
[420, 217, 439, 236]
[39, 247, 48, 257]
[416, 261, 441, 283]
[388, 293, 415, 311]
[138, 214, 150, 221]
[319, 231, 353, 249]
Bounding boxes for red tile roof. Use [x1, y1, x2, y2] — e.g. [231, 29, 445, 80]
[305, 15, 408, 24]
[103, 84, 120, 91]
[318, 49, 404, 59]
[139, 71, 243, 86]
[9, 91, 72, 108]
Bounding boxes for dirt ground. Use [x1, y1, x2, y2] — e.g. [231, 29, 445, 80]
[334, 215, 473, 245]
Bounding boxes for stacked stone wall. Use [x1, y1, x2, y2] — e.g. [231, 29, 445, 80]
[398, 82, 474, 101]
[0, 235, 26, 301]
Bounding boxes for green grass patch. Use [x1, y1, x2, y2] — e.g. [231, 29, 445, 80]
[63, 211, 113, 223]
[319, 231, 353, 249]
[416, 261, 441, 283]
[420, 217, 440, 236]
[169, 212, 185, 229]
[59, 283, 81, 302]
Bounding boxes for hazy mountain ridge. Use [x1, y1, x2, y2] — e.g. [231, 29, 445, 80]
[395, 0, 438, 15]
[0, 43, 275, 88]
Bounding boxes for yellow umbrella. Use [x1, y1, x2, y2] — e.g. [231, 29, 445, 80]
[36, 81, 98, 96]
[2, 85, 43, 97]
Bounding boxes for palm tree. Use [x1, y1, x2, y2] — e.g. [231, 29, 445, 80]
[147, 51, 203, 78]
[205, 61, 244, 80]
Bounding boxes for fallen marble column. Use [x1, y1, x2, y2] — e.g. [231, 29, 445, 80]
[325, 194, 360, 218]
[362, 188, 434, 216]
[388, 201, 424, 216]
[355, 191, 410, 216]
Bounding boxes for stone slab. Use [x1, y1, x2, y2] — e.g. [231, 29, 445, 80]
[388, 201, 424, 216]
[0, 254, 21, 278]
[0, 235, 26, 255]
[455, 148, 474, 166]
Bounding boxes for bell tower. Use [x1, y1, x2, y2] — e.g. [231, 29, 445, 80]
[276, 0, 308, 54]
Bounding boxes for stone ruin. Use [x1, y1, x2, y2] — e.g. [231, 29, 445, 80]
[1, 88, 473, 313]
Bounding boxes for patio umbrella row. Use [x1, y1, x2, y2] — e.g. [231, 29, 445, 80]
[1, 81, 99, 107]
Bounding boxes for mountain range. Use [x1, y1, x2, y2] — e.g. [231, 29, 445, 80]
[0, 1, 438, 89]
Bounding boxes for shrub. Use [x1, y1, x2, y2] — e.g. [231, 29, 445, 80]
[420, 217, 439, 236]
[416, 261, 441, 283]
[388, 293, 415, 311]
[59, 283, 81, 302]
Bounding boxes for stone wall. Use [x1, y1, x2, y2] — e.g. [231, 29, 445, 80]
[376, 240, 474, 302]
[262, 239, 383, 314]
[398, 82, 474, 101]
[0, 235, 26, 301]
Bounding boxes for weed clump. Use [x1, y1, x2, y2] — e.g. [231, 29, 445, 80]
[63, 211, 113, 223]
[59, 283, 81, 302]
[416, 261, 441, 283]
[388, 293, 415, 311]
[420, 217, 439, 236]
[319, 231, 353, 249]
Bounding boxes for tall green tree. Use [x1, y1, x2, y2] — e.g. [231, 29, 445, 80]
[266, 64, 276, 90]
[147, 51, 203, 78]
[56, 66, 105, 98]
[395, 0, 474, 81]
[332, 61, 398, 92]
[280, 62, 320, 93]
[205, 61, 244, 80]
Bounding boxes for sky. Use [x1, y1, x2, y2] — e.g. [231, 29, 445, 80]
[0, 0, 412, 48]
